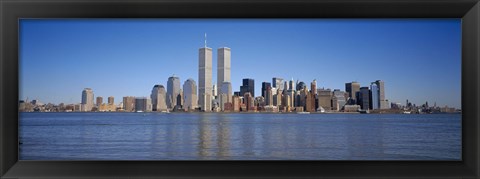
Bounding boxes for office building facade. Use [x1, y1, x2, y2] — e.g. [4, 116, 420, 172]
[217, 47, 231, 93]
[345, 81, 360, 104]
[358, 87, 370, 110]
[81, 88, 94, 112]
[375, 80, 389, 109]
[370, 82, 379, 110]
[151, 85, 167, 112]
[199, 46, 213, 111]
[96, 96, 103, 107]
[108, 96, 114, 105]
[183, 79, 198, 111]
[240, 78, 255, 97]
[123, 96, 136, 112]
[272, 77, 284, 91]
[167, 75, 181, 109]
[135, 97, 152, 112]
[261, 82, 271, 98]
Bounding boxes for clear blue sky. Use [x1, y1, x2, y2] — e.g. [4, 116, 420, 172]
[20, 19, 461, 108]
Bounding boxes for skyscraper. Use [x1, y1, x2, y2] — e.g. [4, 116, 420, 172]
[151, 85, 167, 112]
[167, 75, 181, 109]
[81, 88, 94, 112]
[217, 47, 231, 93]
[310, 80, 317, 95]
[332, 89, 347, 111]
[244, 92, 254, 111]
[220, 82, 232, 102]
[272, 77, 284, 91]
[265, 86, 273, 106]
[289, 78, 295, 91]
[317, 88, 332, 111]
[261, 82, 271, 98]
[358, 87, 370, 110]
[96, 96, 103, 107]
[345, 81, 360, 104]
[375, 80, 389, 109]
[199, 36, 212, 112]
[183, 79, 198, 111]
[135, 97, 152, 112]
[123, 96, 136, 112]
[370, 82, 379, 110]
[108, 96, 114, 105]
[274, 88, 282, 106]
[240, 78, 255, 97]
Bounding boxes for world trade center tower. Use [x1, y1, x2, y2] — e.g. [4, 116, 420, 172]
[217, 47, 231, 94]
[199, 34, 212, 112]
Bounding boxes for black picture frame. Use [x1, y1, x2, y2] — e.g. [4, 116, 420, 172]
[1, 0, 479, 178]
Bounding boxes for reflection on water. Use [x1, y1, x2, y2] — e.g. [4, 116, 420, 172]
[19, 113, 461, 160]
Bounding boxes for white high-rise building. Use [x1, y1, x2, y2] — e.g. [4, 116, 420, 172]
[81, 88, 94, 112]
[376, 80, 390, 109]
[217, 47, 231, 93]
[199, 34, 212, 112]
[272, 77, 284, 91]
[183, 79, 198, 111]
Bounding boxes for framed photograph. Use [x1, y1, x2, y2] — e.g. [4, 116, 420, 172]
[1, 0, 479, 178]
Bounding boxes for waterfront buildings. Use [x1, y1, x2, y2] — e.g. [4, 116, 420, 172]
[332, 89, 347, 111]
[199, 42, 213, 112]
[123, 96, 136, 112]
[108, 96, 114, 105]
[135, 97, 152, 112]
[183, 79, 198, 111]
[151, 85, 168, 112]
[232, 95, 241, 112]
[81, 88, 94, 112]
[219, 82, 232, 111]
[96, 96, 103, 107]
[358, 87, 370, 110]
[99, 103, 116, 112]
[375, 80, 390, 109]
[167, 75, 181, 109]
[305, 80, 317, 112]
[217, 47, 231, 94]
[244, 92, 254, 111]
[345, 81, 360, 104]
[317, 88, 332, 111]
[370, 82, 379, 110]
[240, 78, 255, 97]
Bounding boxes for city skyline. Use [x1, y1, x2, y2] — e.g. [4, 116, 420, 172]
[20, 19, 461, 108]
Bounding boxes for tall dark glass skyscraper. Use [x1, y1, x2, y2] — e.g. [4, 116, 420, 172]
[358, 87, 370, 110]
[240, 78, 255, 97]
[261, 82, 271, 98]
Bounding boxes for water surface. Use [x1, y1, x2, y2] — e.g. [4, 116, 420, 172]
[19, 112, 461, 160]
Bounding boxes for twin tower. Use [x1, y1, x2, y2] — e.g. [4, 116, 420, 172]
[198, 35, 231, 112]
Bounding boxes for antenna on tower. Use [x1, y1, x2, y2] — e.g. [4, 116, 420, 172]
[204, 33, 207, 48]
